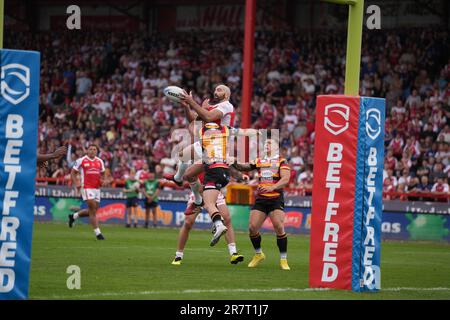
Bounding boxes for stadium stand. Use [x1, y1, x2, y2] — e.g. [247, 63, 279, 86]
[6, 27, 449, 201]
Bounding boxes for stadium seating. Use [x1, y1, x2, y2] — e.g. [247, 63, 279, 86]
[6, 28, 449, 201]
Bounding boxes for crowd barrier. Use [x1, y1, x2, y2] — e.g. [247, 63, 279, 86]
[33, 185, 450, 242]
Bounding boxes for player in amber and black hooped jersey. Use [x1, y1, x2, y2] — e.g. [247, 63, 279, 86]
[68, 144, 106, 240]
[164, 84, 235, 215]
[232, 139, 292, 270]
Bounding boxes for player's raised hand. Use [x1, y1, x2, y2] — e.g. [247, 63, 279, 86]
[180, 90, 195, 105]
[201, 98, 210, 109]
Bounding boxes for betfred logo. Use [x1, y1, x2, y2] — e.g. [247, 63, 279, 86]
[324, 104, 349, 135]
[1, 63, 30, 105]
[366, 108, 381, 140]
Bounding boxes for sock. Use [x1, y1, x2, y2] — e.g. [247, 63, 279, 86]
[212, 213, 224, 228]
[175, 251, 184, 259]
[228, 243, 237, 255]
[94, 228, 101, 236]
[249, 232, 262, 253]
[190, 179, 203, 205]
[174, 160, 190, 182]
[73, 212, 79, 219]
[277, 233, 288, 258]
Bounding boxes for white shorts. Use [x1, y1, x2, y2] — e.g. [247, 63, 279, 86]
[187, 190, 226, 207]
[81, 188, 101, 203]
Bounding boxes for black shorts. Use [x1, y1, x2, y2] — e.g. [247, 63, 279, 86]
[145, 200, 159, 209]
[126, 197, 139, 208]
[251, 195, 285, 215]
[203, 166, 230, 191]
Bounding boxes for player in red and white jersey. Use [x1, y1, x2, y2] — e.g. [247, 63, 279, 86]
[68, 144, 106, 240]
[164, 84, 235, 214]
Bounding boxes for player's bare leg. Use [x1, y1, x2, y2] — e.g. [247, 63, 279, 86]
[248, 210, 268, 268]
[69, 208, 89, 227]
[183, 164, 205, 214]
[172, 213, 197, 265]
[203, 189, 227, 246]
[269, 209, 289, 270]
[166, 144, 195, 186]
[172, 203, 243, 265]
[218, 203, 244, 264]
[87, 200, 104, 240]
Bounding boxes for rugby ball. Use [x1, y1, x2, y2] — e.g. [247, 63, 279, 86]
[163, 86, 185, 103]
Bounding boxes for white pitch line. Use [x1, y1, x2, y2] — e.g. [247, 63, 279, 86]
[37, 287, 450, 299]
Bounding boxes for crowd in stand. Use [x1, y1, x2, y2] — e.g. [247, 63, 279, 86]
[6, 27, 449, 201]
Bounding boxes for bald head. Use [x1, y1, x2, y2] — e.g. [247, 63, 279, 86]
[214, 84, 231, 101]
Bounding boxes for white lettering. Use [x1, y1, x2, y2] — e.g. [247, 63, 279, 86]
[0, 217, 19, 241]
[323, 242, 338, 262]
[0, 268, 15, 293]
[2, 191, 19, 216]
[0, 242, 17, 267]
[325, 202, 339, 222]
[3, 140, 23, 164]
[366, 5, 381, 30]
[367, 167, 377, 186]
[5, 115, 23, 138]
[326, 163, 342, 182]
[4, 165, 21, 190]
[323, 223, 339, 243]
[325, 182, 341, 201]
[321, 263, 338, 282]
[364, 226, 375, 246]
[363, 246, 375, 266]
[66, 5, 81, 30]
[366, 207, 375, 226]
[327, 143, 343, 162]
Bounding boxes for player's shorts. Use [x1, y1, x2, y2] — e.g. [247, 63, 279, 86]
[145, 200, 159, 209]
[251, 195, 285, 215]
[81, 188, 101, 203]
[126, 197, 139, 208]
[186, 191, 226, 215]
[203, 166, 230, 191]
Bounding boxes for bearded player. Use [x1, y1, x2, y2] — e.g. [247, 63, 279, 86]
[164, 84, 235, 215]
[68, 144, 106, 240]
[232, 139, 292, 270]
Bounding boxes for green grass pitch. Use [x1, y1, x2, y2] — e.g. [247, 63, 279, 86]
[29, 222, 450, 300]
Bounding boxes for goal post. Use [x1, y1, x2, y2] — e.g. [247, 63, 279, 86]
[322, 0, 364, 96]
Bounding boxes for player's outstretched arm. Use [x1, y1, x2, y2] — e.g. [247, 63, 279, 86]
[181, 101, 198, 123]
[37, 146, 67, 165]
[231, 162, 254, 172]
[230, 166, 250, 182]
